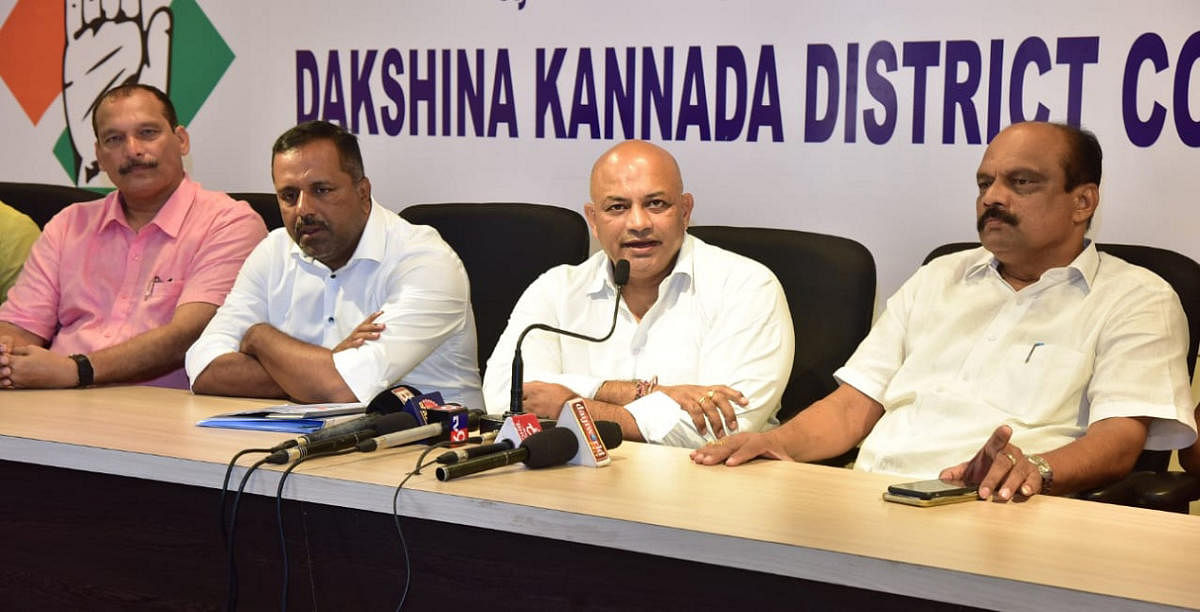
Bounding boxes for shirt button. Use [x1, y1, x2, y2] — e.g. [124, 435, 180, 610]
[327, 317, 335, 323]
[330, 273, 337, 279]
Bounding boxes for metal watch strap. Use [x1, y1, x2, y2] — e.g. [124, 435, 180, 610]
[69, 354, 93, 388]
[1026, 454, 1053, 494]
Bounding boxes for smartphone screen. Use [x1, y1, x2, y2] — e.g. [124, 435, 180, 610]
[887, 478, 977, 500]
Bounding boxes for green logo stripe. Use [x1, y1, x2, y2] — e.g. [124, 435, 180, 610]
[168, 0, 235, 126]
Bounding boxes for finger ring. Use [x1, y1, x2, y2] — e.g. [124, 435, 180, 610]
[707, 390, 716, 399]
[1002, 452, 1016, 464]
[711, 439, 725, 447]
[697, 395, 708, 404]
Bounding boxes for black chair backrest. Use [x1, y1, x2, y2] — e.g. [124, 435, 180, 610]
[0, 182, 101, 228]
[924, 242, 1200, 472]
[689, 226, 876, 422]
[400, 203, 590, 375]
[227, 192, 284, 231]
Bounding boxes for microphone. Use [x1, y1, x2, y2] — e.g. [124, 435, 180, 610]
[266, 412, 417, 464]
[435, 428, 579, 481]
[506, 258, 630, 416]
[364, 383, 421, 415]
[436, 420, 621, 464]
[355, 409, 483, 452]
[269, 384, 421, 451]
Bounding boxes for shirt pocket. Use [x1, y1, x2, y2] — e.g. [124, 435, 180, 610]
[144, 276, 186, 306]
[985, 343, 1091, 425]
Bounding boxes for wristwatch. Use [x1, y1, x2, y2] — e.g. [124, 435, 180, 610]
[68, 354, 94, 388]
[1026, 454, 1053, 494]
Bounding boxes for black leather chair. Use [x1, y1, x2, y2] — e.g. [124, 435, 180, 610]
[227, 192, 284, 231]
[924, 242, 1200, 512]
[0, 182, 101, 228]
[688, 226, 877, 440]
[400, 203, 590, 376]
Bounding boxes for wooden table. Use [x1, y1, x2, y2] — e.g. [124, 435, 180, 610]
[1, 386, 1197, 611]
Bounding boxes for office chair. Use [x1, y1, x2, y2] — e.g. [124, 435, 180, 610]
[924, 242, 1200, 512]
[0, 182, 101, 228]
[688, 226, 876, 465]
[400, 203, 591, 376]
[227, 192, 284, 231]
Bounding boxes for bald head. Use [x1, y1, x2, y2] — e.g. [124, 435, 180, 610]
[590, 140, 684, 202]
[584, 140, 694, 289]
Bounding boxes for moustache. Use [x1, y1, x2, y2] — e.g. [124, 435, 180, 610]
[977, 207, 1018, 232]
[118, 159, 158, 175]
[294, 215, 329, 234]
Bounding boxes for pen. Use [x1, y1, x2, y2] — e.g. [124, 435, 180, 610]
[144, 275, 163, 300]
[1024, 342, 1045, 363]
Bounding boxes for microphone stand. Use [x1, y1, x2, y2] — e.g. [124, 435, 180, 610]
[490, 259, 630, 430]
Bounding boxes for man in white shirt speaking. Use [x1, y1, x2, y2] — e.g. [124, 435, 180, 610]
[692, 121, 1196, 503]
[186, 121, 482, 407]
[482, 140, 794, 448]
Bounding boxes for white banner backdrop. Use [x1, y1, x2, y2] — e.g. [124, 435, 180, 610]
[0, 0, 1197, 309]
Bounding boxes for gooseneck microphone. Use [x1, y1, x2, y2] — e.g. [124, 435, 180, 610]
[435, 427, 579, 481]
[508, 258, 630, 415]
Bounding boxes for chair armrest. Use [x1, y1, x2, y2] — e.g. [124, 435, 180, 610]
[1135, 471, 1200, 513]
[1079, 471, 1155, 506]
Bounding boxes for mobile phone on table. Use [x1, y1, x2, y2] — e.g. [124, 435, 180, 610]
[882, 478, 979, 507]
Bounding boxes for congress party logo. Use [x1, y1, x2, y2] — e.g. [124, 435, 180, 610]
[0, 0, 234, 186]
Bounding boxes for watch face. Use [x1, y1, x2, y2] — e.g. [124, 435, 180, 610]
[1028, 455, 1052, 493]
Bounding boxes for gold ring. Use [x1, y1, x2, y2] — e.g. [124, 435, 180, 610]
[711, 438, 725, 447]
[1002, 452, 1016, 464]
[707, 390, 716, 399]
[697, 395, 708, 404]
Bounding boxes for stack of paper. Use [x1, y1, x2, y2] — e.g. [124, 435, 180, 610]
[196, 402, 366, 433]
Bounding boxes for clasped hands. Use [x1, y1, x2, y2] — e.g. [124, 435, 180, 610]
[0, 336, 79, 389]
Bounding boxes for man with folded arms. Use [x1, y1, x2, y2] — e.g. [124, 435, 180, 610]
[482, 140, 794, 448]
[0, 84, 267, 389]
[186, 121, 482, 406]
[692, 121, 1196, 502]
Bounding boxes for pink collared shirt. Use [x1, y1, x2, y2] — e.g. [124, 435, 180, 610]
[0, 177, 268, 388]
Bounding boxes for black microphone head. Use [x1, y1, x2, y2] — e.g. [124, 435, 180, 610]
[521, 428, 579, 469]
[375, 411, 419, 435]
[466, 409, 484, 429]
[366, 384, 421, 414]
[595, 421, 623, 449]
[613, 259, 630, 287]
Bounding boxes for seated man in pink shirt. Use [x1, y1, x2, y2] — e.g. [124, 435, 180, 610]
[0, 84, 267, 389]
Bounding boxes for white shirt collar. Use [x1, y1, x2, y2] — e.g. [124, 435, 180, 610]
[965, 239, 1098, 292]
[289, 198, 388, 271]
[585, 233, 698, 297]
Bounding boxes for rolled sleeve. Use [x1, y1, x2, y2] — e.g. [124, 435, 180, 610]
[624, 392, 690, 443]
[184, 240, 272, 385]
[1088, 283, 1196, 450]
[333, 250, 472, 403]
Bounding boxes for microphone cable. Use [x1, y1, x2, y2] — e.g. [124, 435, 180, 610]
[509, 259, 628, 414]
[273, 447, 358, 612]
[219, 448, 274, 541]
[226, 454, 272, 611]
[389, 439, 471, 611]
